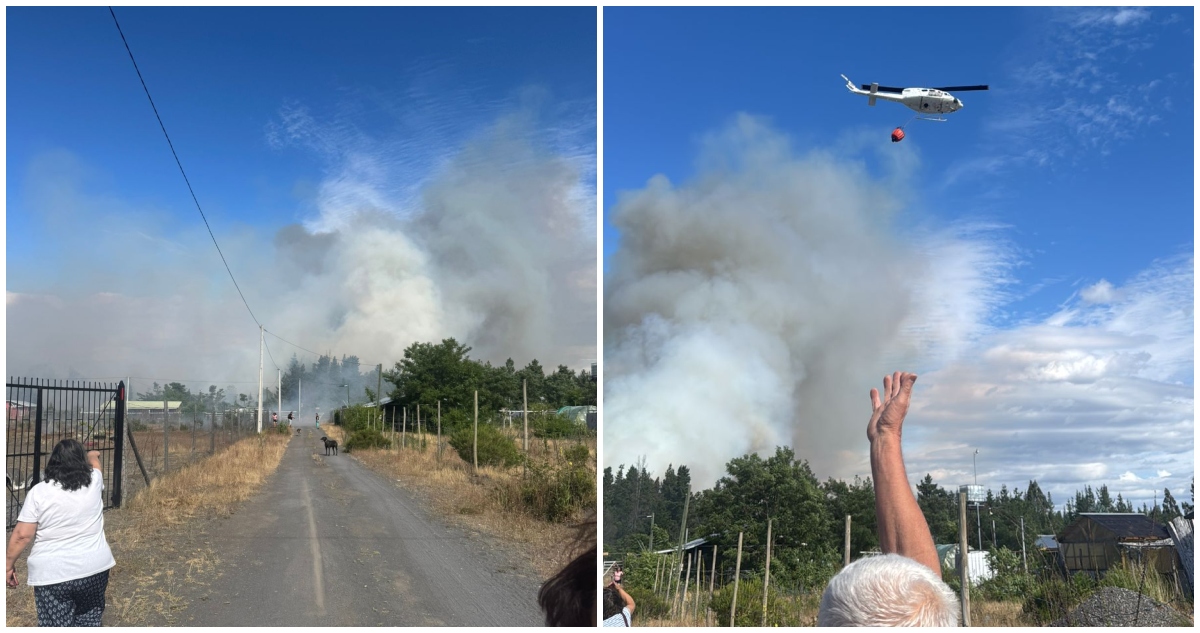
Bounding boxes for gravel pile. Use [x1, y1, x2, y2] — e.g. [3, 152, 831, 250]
[1050, 587, 1187, 627]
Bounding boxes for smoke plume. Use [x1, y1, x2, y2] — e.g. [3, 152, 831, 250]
[603, 115, 1008, 487]
[6, 110, 596, 407]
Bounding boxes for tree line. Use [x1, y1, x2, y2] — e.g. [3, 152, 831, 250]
[605, 446, 1194, 589]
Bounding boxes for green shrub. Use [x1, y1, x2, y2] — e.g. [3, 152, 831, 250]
[344, 428, 390, 451]
[519, 458, 596, 522]
[1022, 574, 1094, 623]
[563, 443, 590, 464]
[978, 547, 1037, 601]
[710, 577, 797, 626]
[530, 413, 578, 439]
[624, 585, 670, 620]
[129, 419, 148, 432]
[449, 423, 521, 468]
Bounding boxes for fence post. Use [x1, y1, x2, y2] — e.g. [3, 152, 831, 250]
[473, 390, 478, 475]
[522, 379, 529, 453]
[730, 531, 744, 627]
[680, 550, 693, 620]
[126, 423, 151, 487]
[191, 410, 196, 456]
[762, 518, 772, 627]
[959, 491, 971, 626]
[210, 409, 216, 454]
[709, 545, 718, 625]
[844, 514, 852, 566]
[402, 407, 407, 448]
[32, 387, 43, 485]
[112, 381, 126, 507]
[437, 400, 442, 462]
[163, 400, 169, 472]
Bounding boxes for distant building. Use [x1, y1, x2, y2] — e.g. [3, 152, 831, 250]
[1034, 534, 1059, 551]
[1058, 513, 1172, 576]
[934, 544, 994, 585]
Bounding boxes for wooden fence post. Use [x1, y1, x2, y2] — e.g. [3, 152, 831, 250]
[163, 400, 169, 472]
[844, 514, 852, 566]
[126, 424, 151, 486]
[708, 545, 718, 626]
[437, 400, 442, 462]
[473, 390, 478, 475]
[680, 550, 693, 619]
[762, 518, 773, 627]
[730, 531, 744, 627]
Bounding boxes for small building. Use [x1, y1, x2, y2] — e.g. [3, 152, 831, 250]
[934, 544, 994, 585]
[1058, 513, 1170, 575]
[1035, 534, 1059, 552]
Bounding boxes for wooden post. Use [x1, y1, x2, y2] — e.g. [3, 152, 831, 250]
[959, 491, 971, 626]
[163, 400, 169, 472]
[522, 379, 529, 453]
[191, 410, 196, 455]
[680, 550, 693, 619]
[844, 514, 852, 566]
[695, 549, 703, 621]
[210, 410, 215, 453]
[657, 556, 667, 597]
[417, 403, 421, 446]
[437, 401, 442, 462]
[709, 545, 718, 626]
[473, 390, 478, 475]
[730, 531, 744, 627]
[402, 407, 407, 448]
[125, 424, 151, 486]
[762, 518, 773, 627]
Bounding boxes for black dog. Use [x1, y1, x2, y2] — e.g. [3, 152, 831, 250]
[321, 436, 338, 456]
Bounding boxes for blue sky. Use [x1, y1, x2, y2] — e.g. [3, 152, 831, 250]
[7, 7, 596, 385]
[603, 7, 1193, 508]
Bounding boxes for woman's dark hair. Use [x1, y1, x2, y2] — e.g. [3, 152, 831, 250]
[538, 545, 596, 626]
[43, 439, 93, 492]
[602, 585, 626, 621]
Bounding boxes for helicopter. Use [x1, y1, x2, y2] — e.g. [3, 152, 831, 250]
[840, 74, 988, 142]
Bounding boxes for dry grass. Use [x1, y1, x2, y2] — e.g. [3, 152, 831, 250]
[5, 433, 289, 626]
[351, 431, 595, 580]
[972, 599, 1029, 626]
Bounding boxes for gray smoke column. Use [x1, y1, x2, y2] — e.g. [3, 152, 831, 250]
[6, 111, 596, 392]
[604, 115, 1005, 487]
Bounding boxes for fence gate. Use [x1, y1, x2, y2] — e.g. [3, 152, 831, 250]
[6, 378, 125, 529]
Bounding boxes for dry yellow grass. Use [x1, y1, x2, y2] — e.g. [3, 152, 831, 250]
[5, 432, 289, 626]
[351, 432, 594, 580]
[971, 599, 1029, 626]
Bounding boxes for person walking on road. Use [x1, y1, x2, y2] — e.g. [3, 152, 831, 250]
[6, 439, 116, 626]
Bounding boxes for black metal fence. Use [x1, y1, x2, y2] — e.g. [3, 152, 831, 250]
[6, 378, 125, 529]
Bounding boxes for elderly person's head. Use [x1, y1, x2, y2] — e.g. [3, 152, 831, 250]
[818, 554, 960, 627]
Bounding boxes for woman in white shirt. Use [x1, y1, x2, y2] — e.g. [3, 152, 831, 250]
[602, 580, 636, 627]
[6, 439, 116, 626]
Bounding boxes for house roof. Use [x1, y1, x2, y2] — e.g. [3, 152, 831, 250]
[126, 400, 183, 411]
[1062, 513, 1169, 541]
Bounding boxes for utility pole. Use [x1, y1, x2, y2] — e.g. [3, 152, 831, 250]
[959, 491, 971, 626]
[298, 377, 302, 424]
[648, 513, 656, 552]
[522, 379, 529, 453]
[277, 369, 281, 428]
[437, 400, 442, 462]
[376, 363, 383, 431]
[473, 390, 479, 475]
[257, 325, 264, 433]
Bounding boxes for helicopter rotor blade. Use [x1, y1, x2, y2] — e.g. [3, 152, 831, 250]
[933, 85, 989, 92]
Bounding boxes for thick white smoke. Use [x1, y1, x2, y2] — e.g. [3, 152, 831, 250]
[6, 111, 596, 399]
[603, 115, 1008, 487]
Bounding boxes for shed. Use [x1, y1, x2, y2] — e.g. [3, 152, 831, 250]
[1058, 513, 1171, 574]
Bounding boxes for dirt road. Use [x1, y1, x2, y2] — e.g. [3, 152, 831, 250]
[177, 430, 544, 626]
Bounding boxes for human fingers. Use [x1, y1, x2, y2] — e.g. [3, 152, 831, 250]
[902, 373, 918, 394]
[870, 388, 881, 410]
[892, 371, 903, 399]
[882, 375, 892, 402]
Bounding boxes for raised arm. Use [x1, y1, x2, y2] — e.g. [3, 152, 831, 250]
[87, 450, 102, 473]
[867, 372, 941, 576]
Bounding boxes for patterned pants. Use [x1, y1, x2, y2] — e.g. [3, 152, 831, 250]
[34, 570, 109, 627]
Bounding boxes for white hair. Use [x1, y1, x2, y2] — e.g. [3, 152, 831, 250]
[818, 553, 960, 627]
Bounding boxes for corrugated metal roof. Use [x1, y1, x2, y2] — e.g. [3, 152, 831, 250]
[126, 401, 183, 411]
[1062, 513, 1169, 541]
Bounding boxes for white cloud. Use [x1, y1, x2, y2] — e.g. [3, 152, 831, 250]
[904, 253, 1193, 508]
[1080, 279, 1119, 304]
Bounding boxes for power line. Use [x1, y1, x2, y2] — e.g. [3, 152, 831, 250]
[262, 336, 281, 372]
[265, 329, 381, 368]
[108, 7, 260, 328]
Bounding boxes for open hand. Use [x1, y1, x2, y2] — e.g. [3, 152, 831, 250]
[867, 371, 917, 443]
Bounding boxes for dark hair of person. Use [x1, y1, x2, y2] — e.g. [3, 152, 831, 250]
[602, 585, 626, 621]
[43, 439, 94, 492]
[538, 545, 596, 626]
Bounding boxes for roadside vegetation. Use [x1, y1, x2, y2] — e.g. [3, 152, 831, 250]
[5, 432, 290, 626]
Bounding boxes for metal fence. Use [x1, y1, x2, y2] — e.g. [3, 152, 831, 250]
[6, 378, 125, 529]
